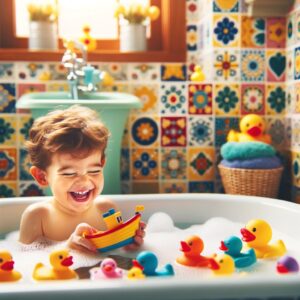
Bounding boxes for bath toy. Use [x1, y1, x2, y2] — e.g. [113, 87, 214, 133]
[176, 235, 210, 267]
[240, 219, 286, 259]
[219, 236, 256, 268]
[227, 114, 271, 144]
[277, 256, 299, 274]
[127, 267, 145, 280]
[190, 65, 205, 82]
[85, 205, 144, 252]
[208, 253, 235, 276]
[89, 258, 123, 280]
[134, 251, 174, 277]
[79, 25, 96, 51]
[0, 250, 22, 282]
[33, 249, 77, 280]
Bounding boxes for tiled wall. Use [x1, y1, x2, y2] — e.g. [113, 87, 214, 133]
[0, 0, 291, 198]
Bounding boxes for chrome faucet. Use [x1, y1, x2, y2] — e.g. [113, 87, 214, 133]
[61, 40, 108, 99]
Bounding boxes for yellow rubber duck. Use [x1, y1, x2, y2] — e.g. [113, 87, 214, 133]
[240, 219, 287, 259]
[227, 114, 271, 144]
[33, 249, 77, 280]
[190, 65, 205, 82]
[79, 25, 96, 51]
[0, 250, 22, 282]
[127, 267, 145, 280]
[208, 253, 235, 276]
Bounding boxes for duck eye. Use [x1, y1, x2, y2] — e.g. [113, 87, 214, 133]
[259, 123, 262, 127]
[246, 123, 249, 127]
[59, 255, 63, 259]
[252, 228, 256, 232]
[220, 260, 223, 263]
[0, 258, 2, 263]
[189, 242, 193, 246]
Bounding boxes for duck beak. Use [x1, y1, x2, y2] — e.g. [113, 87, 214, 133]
[132, 259, 144, 270]
[240, 228, 256, 242]
[1, 260, 14, 271]
[208, 258, 219, 270]
[61, 256, 73, 267]
[277, 263, 288, 274]
[219, 241, 228, 251]
[104, 265, 113, 272]
[247, 126, 262, 137]
[180, 241, 191, 252]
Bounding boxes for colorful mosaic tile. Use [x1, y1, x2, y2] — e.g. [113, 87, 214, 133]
[131, 116, 159, 147]
[99, 63, 128, 81]
[214, 84, 240, 115]
[187, 25, 198, 51]
[213, 15, 239, 47]
[0, 64, 15, 81]
[296, 10, 300, 43]
[131, 149, 158, 180]
[287, 13, 295, 47]
[160, 83, 187, 114]
[131, 85, 158, 114]
[132, 182, 159, 194]
[19, 182, 45, 196]
[266, 51, 286, 82]
[186, 0, 199, 23]
[213, 0, 239, 12]
[127, 64, 159, 81]
[160, 148, 187, 179]
[241, 50, 265, 82]
[0, 182, 17, 197]
[47, 83, 69, 92]
[161, 64, 187, 81]
[161, 117, 187, 147]
[17, 83, 46, 98]
[189, 116, 213, 146]
[17, 114, 33, 146]
[101, 83, 129, 93]
[213, 50, 240, 81]
[188, 147, 214, 180]
[48, 63, 67, 80]
[122, 123, 130, 148]
[0, 83, 16, 113]
[266, 117, 286, 148]
[241, 84, 265, 115]
[19, 148, 32, 181]
[198, 0, 212, 17]
[286, 49, 294, 82]
[188, 84, 213, 114]
[286, 84, 295, 114]
[187, 52, 200, 80]
[121, 148, 130, 181]
[160, 181, 187, 193]
[241, 17, 265, 48]
[215, 117, 239, 147]
[292, 151, 300, 187]
[16, 63, 45, 80]
[0, 148, 17, 180]
[188, 181, 214, 193]
[266, 84, 286, 115]
[294, 46, 300, 80]
[296, 83, 300, 113]
[0, 115, 16, 146]
[291, 118, 300, 149]
[266, 18, 286, 48]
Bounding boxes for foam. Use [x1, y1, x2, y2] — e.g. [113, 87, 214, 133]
[1, 213, 300, 282]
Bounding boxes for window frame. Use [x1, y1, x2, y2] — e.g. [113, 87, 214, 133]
[0, 0, 186, 62]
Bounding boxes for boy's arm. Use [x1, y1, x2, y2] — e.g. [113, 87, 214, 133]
[19, 204, 46, 244]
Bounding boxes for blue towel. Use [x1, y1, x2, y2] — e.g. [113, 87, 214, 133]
[220, 156, 282, 169]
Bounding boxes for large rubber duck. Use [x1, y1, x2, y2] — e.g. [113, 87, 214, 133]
[240, 219, 287, 259]
[90, 258, 123, 280]
[79, 25, 96, 51]
[208, 253, 235, 276]
[176, 235, 210, 267]
[134, 251, 174, 277]
[127, 267, 145, 280]
[277, 256, 299, 274]
[0, 250, 22, 282]
[33, 249, 77, 280]
[227, 114, 272, 144]
[219, 236, 256, 268]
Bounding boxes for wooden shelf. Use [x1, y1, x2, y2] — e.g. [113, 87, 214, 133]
[0, 48, 186, 62]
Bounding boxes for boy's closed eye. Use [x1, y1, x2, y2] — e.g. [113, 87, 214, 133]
[59, 169, 103, 177]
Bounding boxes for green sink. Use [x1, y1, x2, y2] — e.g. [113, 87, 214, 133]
[16, 91, 141, 195]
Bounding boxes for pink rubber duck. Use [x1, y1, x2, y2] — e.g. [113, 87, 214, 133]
[89, 258, 123, 280]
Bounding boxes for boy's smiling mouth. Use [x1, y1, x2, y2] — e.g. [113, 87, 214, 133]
[69, 190, 92, 202]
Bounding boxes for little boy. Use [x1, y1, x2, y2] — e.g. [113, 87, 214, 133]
[19, 105, 145, 252]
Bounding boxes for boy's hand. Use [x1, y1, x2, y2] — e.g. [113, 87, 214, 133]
[67, 223, 98, 253]
[124, 221, 146, 251]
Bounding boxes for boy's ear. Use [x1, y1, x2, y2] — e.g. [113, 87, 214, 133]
[30, 166, 49, 186]
[101, 157, 106, 167]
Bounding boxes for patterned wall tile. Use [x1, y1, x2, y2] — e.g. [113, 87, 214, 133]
[0, 64, 15, 81]
[0, 182, 17, 197]
[188, 116, 214, 146]
[188, 181, 214, 193]
[266, 84, 286, 115]
[160, 83, 187, 114]
[187, 52, 200, 81]
[292, 151, 300, 187]
[186, 0, 199, 23]
[127, 64, 159, 81]
[296, 83, 300, 113]
[131, 84, 158, 114]
[266, 51, 286, 82]
[215, 117, 239, 147]
[286, 83, 295, 114]
[241, 50, 265, 82]
[214, 84, 240, 115]
[161, 64, 187, 81]
[17, 114, 33, 146]
[213, 0, 239, 12]
[187, 25, 198, 51]
[188, 84, 213, 114]
[19, 182, 45, 196]
[48, 63, 67, 80]
[19, 148, 32, 181]
[161, 117, 187, 147]
[241, 17, 265, 48]
[287, 12, 295, 47]
[160, 181, 187, 193]
[121, 148, 130, 181]
[294, 46, 300, 80]
[47, 83, 69, 92]
[16, 63, 46, 81]
[296, 10, 300, 43]
[286, 49, 294, 82]
[0, 83, 16, 113]
[0, 148, 17, 180]
[17, 83, 46, 98]
[101, 83, 129, 93]
[241, 84, 265, 115]
[99, 63, 128, 81]
[0, 115, 17, 146]
[132, 182, 159, 194]
[291, 118, 300, 149]
[266, 117, 286, 148]
[266, 18, 286, 48]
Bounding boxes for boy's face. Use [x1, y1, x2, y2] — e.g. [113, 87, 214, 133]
[37, 150, 104, 214]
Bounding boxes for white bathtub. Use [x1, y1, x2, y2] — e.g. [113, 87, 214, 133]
[1, 193, 300, 300]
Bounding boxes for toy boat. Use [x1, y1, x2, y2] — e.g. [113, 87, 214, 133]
[85, 205, 144, 252]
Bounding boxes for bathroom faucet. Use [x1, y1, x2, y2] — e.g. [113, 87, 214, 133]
[61, 40, 106, 99]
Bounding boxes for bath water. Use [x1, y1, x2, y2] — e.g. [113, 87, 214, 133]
[1, 213, 300, 283]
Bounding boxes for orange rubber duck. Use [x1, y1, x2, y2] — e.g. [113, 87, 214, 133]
[0, 250, 22, 282]
[176, 235, 210, 267]
[227, 114, 271, 144]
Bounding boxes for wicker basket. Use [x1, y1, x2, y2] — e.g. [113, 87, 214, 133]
[218, 165, 283, 198]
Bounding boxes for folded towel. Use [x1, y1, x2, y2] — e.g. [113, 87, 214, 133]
[220, 156, 282, 169]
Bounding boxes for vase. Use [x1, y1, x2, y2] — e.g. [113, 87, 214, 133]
[29, 21, 58, 50]
[120, 24, 147, 52]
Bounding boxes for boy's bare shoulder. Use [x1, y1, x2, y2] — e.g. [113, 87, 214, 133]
[95, 197, 118, 212]
[22, 200, 52, 218]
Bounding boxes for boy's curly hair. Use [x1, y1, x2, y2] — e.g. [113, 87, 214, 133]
[26, 105, 110, 170]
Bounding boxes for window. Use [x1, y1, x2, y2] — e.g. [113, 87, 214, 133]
[0, 0, 186, 62]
